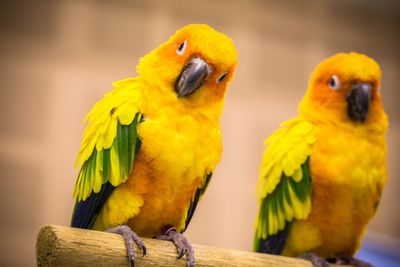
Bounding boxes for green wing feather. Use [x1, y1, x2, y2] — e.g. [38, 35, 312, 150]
[254, 118, 316, 250]
[73, 78, 143, 202]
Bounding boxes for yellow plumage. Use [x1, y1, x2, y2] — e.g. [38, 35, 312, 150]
[255, 118, 314, 238]
[255, 52, 388, 261]
[71, 24, 238, 239]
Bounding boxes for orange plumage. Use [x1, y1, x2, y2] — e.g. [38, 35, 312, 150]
[255, 53, 388, 265]
[71, 24, 237, 266]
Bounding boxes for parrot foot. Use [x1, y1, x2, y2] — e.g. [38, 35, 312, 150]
[334, 255, 373, 267]
[299, 252, 330, 267]
[156, 226, 195, 267]
[105, 225, 147, 267]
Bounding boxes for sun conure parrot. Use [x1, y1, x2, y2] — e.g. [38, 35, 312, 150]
[70, 24, 237, 267]
[254, 52, 388, 267]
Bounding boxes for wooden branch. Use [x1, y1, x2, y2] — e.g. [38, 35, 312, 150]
[36, 225, 339, 267]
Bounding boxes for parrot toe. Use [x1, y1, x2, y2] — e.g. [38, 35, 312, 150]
[156, 227, 195, 267]
[299, 252, 330, 267]
[105, 225, 147, 266]
[335, 255, 373, 267]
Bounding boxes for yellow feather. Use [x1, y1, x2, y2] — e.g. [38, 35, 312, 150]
[94, 186, 144, 229]
[292, 167, 302, 182]
[100, 117, 118, 150]
[283, 196, 294, 221]
[115, 103, 136, 125]
[268, 207, 276, 235]
[276, 202, 285, 231]
[93, 150, 103, 193]
[282, 156, 296, 177]
[109, 140, 120, 186]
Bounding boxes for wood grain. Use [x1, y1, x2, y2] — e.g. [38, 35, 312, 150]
[36, 224, 343, 267]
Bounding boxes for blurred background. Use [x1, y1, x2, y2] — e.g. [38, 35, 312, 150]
[0, 0, 399, 266]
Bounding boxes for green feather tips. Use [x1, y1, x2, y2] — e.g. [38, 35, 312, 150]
[74, 113, 143, 202]
[255, 157, 312, 244]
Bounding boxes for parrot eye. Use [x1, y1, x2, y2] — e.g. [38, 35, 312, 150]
[216, 72, 228, 84]
[176, 40, 187, 56]
[328, 75, 340, 90]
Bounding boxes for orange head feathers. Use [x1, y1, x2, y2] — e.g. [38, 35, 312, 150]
[300, 52, 386, 125]
[137, 24, 238, 108]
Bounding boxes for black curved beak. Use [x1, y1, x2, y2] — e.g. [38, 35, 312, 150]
[175, 57, 210, 97]
[347, 82, 372, 123]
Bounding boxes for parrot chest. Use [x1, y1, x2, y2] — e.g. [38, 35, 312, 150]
[138, 112, 222, 181]
[305, 126, 387, 256]
[123, 112, 222, 236]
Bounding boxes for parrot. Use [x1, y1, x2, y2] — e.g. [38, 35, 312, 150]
[70, 24, 238, 267]
[254, 52, 388, 267]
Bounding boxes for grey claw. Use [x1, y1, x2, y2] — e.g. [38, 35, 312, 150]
[134, 237, 147, 256]
[177, 248, 185, 259]
[106, 225, 146, 265]
[300, 252, 330, 267]
[156, 228, 195, 266]
[141, 244, 147, 256]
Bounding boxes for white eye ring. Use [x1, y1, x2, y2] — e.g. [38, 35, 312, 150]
[176, 40, 187, 56]
[216, 72, 228, 84]
[328, 75, 340, 90]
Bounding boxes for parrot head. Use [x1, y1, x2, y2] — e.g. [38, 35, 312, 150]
[300, 52, 385, 124]
[138, 24, 237, 109]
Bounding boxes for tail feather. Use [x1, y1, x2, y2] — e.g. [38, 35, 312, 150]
[254, 223, 290, 255]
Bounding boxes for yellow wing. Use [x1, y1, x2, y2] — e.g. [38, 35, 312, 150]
[73, 78, 143, 202]
[254, 117, 316, 252]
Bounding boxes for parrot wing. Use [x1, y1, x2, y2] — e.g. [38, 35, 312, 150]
[71, 78, 143, 229]
[254, 118, 316, 254]
[181, 172, 213, 232]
